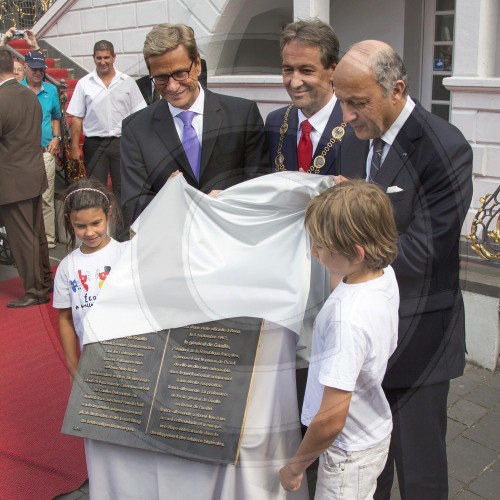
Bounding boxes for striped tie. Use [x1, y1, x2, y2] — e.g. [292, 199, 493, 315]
[369, 138, 385, 181]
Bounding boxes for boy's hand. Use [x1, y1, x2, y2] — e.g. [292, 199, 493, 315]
[279, 464, 303, 491]
[333, 175, 349, 184]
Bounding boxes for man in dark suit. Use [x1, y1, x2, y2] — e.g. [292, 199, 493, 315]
[121, 23, 270, 231]
[265, 19, 365, 179]
[333, 40, 473, 499]
[0, 48, 52, 308]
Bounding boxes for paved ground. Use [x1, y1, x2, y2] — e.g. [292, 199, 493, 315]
[52, 363, 500, 500]
[1, 244, 498, 500]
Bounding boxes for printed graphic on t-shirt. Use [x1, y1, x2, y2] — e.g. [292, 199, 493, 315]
[69, 265, 112, 310]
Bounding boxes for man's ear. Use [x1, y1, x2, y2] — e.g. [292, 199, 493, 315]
[392, 80, 406, 102]
[328, 63, 337, 85]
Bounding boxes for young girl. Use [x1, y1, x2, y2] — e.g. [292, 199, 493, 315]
[53, 178, 128, 378]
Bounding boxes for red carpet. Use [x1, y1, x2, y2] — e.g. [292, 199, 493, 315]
[0, 269, 87, 499]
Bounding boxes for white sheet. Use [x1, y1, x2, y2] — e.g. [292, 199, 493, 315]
[79, 171, 332, 499]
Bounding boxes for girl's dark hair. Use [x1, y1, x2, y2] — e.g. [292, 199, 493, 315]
[63, 178, 121, 250]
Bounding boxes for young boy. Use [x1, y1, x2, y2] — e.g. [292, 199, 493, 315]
[280, 179, 399, 499]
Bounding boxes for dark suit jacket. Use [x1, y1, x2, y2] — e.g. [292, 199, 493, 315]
[0, 79, 46, 205]
[363, 101, 473, 388]
[120, 89, 270, 229]
[265, 101, 367, 178]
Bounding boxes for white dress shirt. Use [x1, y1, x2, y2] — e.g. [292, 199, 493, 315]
[67, 68, 146, 137]
[365, 96, 416, 179]
[297, 93, 338, 153]
[168, 84, 205, 144]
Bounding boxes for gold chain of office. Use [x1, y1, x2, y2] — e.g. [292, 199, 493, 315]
[274, 104, 347, 174]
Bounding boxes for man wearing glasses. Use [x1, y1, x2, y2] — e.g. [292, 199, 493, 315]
[67, 40, 146, 239]
[120, 23, 270, 233]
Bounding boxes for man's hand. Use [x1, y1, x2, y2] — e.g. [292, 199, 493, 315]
[168, 170, 183, 180]
[25, 29, 39, 50]
[0, 27, 16, 46]
[279, 464, 303, 491]
[46, 137, 60, 155]
[70, 144, 82, 161]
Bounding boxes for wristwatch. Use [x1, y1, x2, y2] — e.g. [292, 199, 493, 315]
[53, 136, 61, 141]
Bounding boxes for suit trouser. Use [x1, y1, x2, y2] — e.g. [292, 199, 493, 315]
[83, 136, 126, 240]
[42, 151, 56, 244]
[374, 381, 449, 500]
[83, 136, 121, 203]
[0, 196, 52, 299]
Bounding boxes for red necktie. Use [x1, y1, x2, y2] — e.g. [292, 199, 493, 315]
[297, 120, 313, 171]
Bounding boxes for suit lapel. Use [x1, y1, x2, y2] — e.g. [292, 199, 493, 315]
[374, 106, 421, 189]
[280, 107, 300, 171]
[280, 101, 345, 174]
[152, 100, 196, 182]
[200, 90, 223, 179]
[313, 100, 345, 175]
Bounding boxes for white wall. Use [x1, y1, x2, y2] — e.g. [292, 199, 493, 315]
[331, 0, 405, 57]
[446, 0, 500, 235]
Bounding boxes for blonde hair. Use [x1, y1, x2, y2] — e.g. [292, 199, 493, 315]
[143, 23, 198, 62]
[305, 179, 398, 270]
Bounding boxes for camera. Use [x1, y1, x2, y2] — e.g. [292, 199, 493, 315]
[12, 30, 25, 39]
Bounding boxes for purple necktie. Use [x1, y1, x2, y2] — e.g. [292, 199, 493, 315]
[179, 111, 201, 181]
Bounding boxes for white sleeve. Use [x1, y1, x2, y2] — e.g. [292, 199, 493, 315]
[52, 256, 72, 309]
[66, 80, 86, 118]
[317, 319, 368, 392]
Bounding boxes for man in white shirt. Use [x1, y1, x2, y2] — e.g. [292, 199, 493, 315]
[67, 40, 146, 218]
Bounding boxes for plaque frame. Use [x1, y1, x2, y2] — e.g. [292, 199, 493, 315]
[62, 317, 264, 465]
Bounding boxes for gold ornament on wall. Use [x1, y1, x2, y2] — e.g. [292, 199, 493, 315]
[467, 185, 500, 261]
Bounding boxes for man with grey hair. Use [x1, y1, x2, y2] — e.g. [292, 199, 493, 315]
[265, 19, 365, 178]
[333, 40, 472, 499]
[120, 23, 270, 232]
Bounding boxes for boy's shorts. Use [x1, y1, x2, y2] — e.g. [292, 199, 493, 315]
[315, 435, 390, 500]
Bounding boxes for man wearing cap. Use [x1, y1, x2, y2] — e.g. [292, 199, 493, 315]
[21, 50, 61, 249]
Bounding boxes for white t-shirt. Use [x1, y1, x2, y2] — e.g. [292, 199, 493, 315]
[66, 69, 146, 137]
[301, 266, 399, 451]
[52, 238, 128, 348]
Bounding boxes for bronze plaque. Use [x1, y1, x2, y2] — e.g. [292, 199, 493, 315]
[62, 317, 264, 465]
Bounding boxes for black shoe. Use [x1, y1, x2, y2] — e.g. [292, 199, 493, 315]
[6, 294, 50, 308]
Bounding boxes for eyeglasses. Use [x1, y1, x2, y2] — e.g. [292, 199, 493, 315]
[27, 67, 45, 72]
[151, 60, 194, 85]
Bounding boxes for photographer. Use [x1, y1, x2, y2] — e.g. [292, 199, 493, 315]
[1, 27, 41, 50]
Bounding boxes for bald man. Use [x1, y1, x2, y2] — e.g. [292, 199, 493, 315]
[333, 40, 472, 499]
